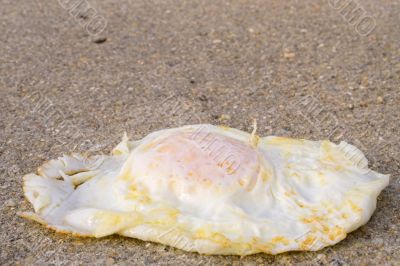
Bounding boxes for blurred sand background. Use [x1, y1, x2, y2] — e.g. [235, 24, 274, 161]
[0, 0, 399, 265]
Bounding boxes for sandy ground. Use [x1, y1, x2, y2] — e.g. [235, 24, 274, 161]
[0, 0, 399, 265]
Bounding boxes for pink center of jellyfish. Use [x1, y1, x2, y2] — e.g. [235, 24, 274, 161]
[140, 128, 261, 190]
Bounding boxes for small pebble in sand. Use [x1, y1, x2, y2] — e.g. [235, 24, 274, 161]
[198, 95, 208, 102]
[5, 199, 16, 208]
[92, 37, 107, 44]
[219, 114, 231, 120]
[283, 51, 296, 59]
[377, 96, 384, 104]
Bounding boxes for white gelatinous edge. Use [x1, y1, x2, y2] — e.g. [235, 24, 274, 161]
[19, 124, 390, 255]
